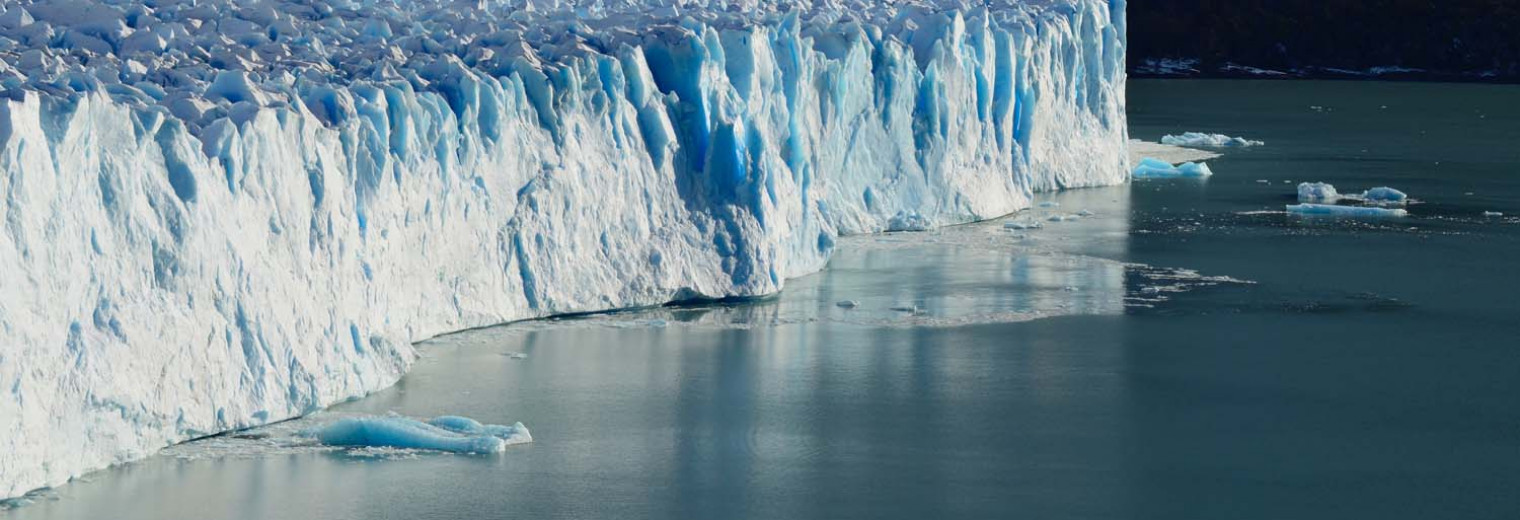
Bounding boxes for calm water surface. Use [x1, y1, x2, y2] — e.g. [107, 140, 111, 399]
[9, 80, 1519, 519]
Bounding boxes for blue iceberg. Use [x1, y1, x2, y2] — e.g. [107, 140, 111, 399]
[1361, 187, 1409, 205]
[316, 415, 532, 454]
[1286, 204, 1408, 218]
[1133, 157, 1214, 179]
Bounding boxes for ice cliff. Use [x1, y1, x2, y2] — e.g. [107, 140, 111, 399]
[0, 0, 1127, 498]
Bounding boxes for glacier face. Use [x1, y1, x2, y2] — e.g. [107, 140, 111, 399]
[0, 0, 1126, 498]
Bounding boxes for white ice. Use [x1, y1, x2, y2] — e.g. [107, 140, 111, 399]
[1128, 139, 1221, 165]
[0, 0, 1130, 498]
[1160, 132, 1264, 148]
[887, 211, 934, 232]
[1297, 182, 1341, 203]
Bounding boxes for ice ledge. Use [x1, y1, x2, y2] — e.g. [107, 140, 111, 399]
[0, 0, 1126, 499]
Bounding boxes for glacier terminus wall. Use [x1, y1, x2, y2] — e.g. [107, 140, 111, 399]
[0, 0, 1127, 498]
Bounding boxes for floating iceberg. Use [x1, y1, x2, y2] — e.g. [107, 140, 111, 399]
[0, 0, 1128, 498]
[315, 415, 531, 454]
[1298, 182, 1409, 206]
[1286, 204, 1408, 218]
[1161, 132, 1265, 148]
[1297, 182, 1341, 203]
[1132, 157, 1213, 178]
[1361, 187, 1409, 205]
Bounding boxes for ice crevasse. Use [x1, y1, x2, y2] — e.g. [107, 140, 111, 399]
[0, 0, 1128, 497]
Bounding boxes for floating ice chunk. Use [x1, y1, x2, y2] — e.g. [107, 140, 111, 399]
[886, 211, 932, 232]
[1286, 204, 1408, 218]
[503, 352, 528, 360]
[1128, 139, 1222, 165]
[1133, 157, 1214, 179]
[1047, 214, 1080, 222]
[1297, 182, 1341, 202]
[1037, 201, 1061, 208]
[890, 304, 919, 313]
[1161, 132, 1265, 148]
[1076, 209, 1096, 217]
[315, 415, 530, 454]
[1003, 220, 1044, 230]
[1360, 187, 1408, 205]
[835, 300, 859, 309]
[1484, 211, 1505, 217]
[426, 416, 532, 444]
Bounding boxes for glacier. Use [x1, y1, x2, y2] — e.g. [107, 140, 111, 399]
[0, 0, 1128, 498]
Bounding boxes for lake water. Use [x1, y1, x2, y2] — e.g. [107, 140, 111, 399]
[8, 80, 1518, 520]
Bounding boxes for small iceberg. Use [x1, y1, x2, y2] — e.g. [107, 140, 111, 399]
[1037, 201, 1061, 208]
[1287, 204, 1408, 218]
[1361, 187, 1408, 205]
[835, 300, 860, 309]
[1133, 157, 1213, 179]
[1484, 211, 1505, 217]
[1003, 219, 1043, 230]
[1298, 182, 1410, 206]
[886, 211, 932, 232]
[1297, 182, 1341, 203]
[1161, 132, 1264, 148]
[315, 415, 531, 454]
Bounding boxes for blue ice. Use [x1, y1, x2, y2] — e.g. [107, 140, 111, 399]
[1133, 157, 1213, 179]
[1361, 187, 1408, 205]
[316, 415, 532, 453]
[1286, 204, 1408, 218]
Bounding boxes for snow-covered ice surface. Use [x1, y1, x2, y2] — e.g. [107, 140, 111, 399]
[0, 0, 1128, 498]
[1160, 132, 1263, 148]
[1127, 139, 1218, 165]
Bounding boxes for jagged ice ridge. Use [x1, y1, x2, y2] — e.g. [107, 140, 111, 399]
[0, 0, 1128, 498]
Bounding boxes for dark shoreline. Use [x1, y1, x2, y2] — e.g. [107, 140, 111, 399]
[1129, 71, 1520, 85]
